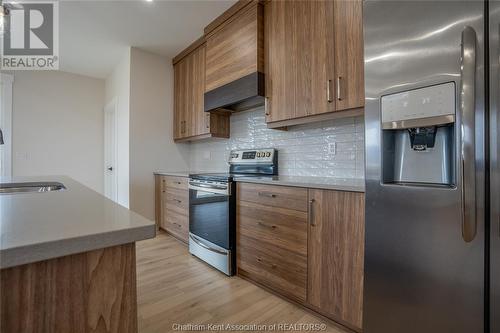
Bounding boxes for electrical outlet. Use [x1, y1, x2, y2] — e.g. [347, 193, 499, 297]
[328, 142, 336, 155]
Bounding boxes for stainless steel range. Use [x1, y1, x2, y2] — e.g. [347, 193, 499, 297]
[188, 148, 277, 275]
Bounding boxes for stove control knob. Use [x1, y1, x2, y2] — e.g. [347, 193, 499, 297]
[256, 152, 261, 157]
[266, 152, 271, 157]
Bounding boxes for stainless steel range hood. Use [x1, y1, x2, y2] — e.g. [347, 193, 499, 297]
[204, 72, 265, 112]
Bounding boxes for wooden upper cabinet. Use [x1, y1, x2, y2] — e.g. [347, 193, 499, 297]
[173, 41, 230, 142]
[334, 0, 364, 110]
[205, 1, 264, 93]
[265, 0, 364, 125]
[265, 0, 335, 123]
[307, 189, 365, 331]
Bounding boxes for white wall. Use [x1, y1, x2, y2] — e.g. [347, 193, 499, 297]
[10, 71, 105, 192]
[105, 51, 131, 207]
[129, 47, 189, 220]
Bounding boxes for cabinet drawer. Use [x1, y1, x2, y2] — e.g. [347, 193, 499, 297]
[237, 235, 307, 302]
[164, 188, 189, 215]
[237, 183, 308, 212]
[164, 210, 189, 243]
[237, 200, 307, 255]
[162, 176, 188, 191]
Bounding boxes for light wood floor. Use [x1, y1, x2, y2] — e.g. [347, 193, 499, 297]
[136, 232, 351, 333]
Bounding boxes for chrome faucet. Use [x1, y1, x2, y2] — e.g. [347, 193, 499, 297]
[0, 128, 4, 145]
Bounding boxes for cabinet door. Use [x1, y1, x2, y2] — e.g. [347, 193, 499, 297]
[265, 0, 335, 123]
[333, 0, 364, 110]
[205, 3, 262, 92]
[307, 189, 365, 330]
[174, 58, 188, 139]
[190, 44, 209, 137]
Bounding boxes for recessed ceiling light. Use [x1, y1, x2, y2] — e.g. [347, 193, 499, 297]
[145, 0, 153, 2]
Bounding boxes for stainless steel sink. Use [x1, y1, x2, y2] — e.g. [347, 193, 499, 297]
[0, 182, 66, 194]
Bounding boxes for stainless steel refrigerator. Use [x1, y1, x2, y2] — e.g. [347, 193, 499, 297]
[363, 1, 499, 332]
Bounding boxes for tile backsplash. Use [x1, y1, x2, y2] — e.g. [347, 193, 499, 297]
[189, 107, 365, 179]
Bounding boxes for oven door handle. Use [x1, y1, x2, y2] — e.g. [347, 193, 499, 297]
[189, 234, 228, 255]
[189, 182, 227, 190]
[189, 182, 230, 195]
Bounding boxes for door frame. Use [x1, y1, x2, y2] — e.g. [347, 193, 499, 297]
[104, 98, 118, 201]
[0, 73, 14, 178]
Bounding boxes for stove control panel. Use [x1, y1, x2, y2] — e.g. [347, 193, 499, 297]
[229, 148, 276, 164]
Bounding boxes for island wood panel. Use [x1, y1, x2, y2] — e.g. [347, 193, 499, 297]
[0, 243, 137, 333]
[205, 2, 263, 92]
[237, 182, 308, 212]
[307, 189, 365, 331]
[265, 0, 335, 123]
[333, 0, 364, 111]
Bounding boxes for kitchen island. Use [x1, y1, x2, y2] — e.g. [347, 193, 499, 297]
[0, 176, 156, 333]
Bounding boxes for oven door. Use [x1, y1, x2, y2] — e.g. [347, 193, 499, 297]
[189, 180, 232, 250]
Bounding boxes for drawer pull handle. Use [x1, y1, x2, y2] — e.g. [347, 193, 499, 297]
[337, 76, 343, 101]
[258, 192, 277, 198]
[309, 199, 316, 226]
[258, 221, 276, 229]
[173, 199, 182, 203]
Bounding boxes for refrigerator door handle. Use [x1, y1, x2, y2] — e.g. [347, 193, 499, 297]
[460, 26, 477, 243]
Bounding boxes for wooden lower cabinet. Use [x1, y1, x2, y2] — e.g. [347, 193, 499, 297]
[155, 175, 189, 244]
[308, 189, 365, 331]
[236, 182, 365, 331]
[236, 198, 308, 302]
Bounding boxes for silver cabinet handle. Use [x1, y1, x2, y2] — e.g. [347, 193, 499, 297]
[327, 80, 333, 103]
[258, 191, 276, 198]
[460, 26, 477, 243]
[189, 234, 227, 255]
[264, 97, 270, 116]
[337, 76, 342, 101]
[309, 198, 316, 226]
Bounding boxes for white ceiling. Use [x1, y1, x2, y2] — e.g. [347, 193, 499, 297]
[59, 0, 236, 79]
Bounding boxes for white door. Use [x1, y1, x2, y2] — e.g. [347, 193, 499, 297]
[0, 74, 13, 178]
[104, 99, 118, 201]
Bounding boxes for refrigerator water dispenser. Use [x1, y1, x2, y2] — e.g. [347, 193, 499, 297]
[381, 82, 456, 186]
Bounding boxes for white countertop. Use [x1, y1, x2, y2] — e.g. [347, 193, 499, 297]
[154, 171, 191, 177]
[155, 171, 365, 192]
[0, 176, 156, 269]
[234, 175, 365, 192]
